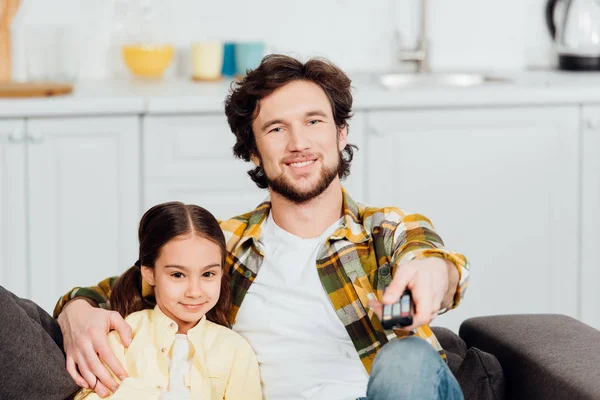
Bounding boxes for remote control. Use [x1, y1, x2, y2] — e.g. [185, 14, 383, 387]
[381, 288, 413, 330]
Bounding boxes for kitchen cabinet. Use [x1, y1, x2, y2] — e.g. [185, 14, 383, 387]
[143, 114, 267, 220]
[142, 113, 367, 219]
[581, 105, 600, 330]
[27, 117, 141, 313]
[365, 107, 581, 332]
[0, 119, 27, 299]
[0, 116, 141, 313]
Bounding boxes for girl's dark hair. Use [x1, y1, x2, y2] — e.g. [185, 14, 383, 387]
[110, 202, 230, 327]
[224, 54, 357, 189]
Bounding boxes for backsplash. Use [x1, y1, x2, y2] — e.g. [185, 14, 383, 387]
[18, 0, 554, 80]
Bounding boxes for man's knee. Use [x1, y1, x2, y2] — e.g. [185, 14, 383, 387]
[0, 284, 16, 302]
[0, 285, 51, 326]
[372, 336, 444, 375]
[367, 337, 463, 399]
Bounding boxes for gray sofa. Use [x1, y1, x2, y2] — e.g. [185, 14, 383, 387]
[433, 314, 600, 400]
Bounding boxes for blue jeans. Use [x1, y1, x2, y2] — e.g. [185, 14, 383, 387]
[357, 336, 464, 400]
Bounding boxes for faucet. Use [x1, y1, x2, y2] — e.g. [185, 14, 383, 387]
[396, 0, 429, 73]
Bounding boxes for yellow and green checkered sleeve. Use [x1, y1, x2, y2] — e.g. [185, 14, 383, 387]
[391, 213, 470, 311]
[53, 276, 119, 318]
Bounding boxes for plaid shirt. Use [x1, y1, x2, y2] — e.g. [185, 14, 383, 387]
[55, 189, 469, 373]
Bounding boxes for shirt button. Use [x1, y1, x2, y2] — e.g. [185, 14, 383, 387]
[157, 385, 164, 391]
[169, 322, 176, 329]
[380, 265, 390, 277]
[161, 347, 167, 353]
[244, 270, 252, 278]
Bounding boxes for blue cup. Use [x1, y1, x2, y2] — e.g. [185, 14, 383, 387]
[235, 42, 266, 76]
[222, 42, 237, 77]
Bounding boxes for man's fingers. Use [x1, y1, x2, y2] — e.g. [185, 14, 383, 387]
[368, 298, 383, 319]
[66, 356, 88, 388]
[410, 287, 435, 328]
[109, 312, 132, 348]
[432, 291, 444, 313]
[96, 338, 127, 382]
[382, 264, 415, 304]
[94, 381, 110, 398]
[82, 340, 119, 394]
[76, 355, 99, 391]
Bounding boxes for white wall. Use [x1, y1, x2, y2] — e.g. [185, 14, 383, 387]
[17, 0, 555, 80]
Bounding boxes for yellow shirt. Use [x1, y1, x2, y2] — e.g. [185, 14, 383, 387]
[77, 306, 262, 400]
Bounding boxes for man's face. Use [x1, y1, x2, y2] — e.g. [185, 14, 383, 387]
[250, 80, 347, 203]
[141, 235, 222, 334]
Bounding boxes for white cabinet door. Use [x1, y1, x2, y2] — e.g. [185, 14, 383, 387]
[27, 117, 141, 313]
[366, 107, 580, 332]
[143, 115, 267, 220]
[0, 119, 28, 298]
[581, 106, 600, 330]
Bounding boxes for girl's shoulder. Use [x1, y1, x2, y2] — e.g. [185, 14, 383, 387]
[123, 308, 153, 333]
[204, 320, 254, 350]
[106, 309, 153, 348]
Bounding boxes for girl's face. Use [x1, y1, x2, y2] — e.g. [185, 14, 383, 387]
[141, 234, 223, 334]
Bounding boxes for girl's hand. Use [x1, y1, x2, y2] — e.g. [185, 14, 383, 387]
[57, 299, 132, 398]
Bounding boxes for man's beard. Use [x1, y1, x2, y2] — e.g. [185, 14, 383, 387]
[266, 159, 340, 204]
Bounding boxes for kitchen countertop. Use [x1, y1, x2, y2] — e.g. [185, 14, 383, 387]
[4, 70, 600, 117]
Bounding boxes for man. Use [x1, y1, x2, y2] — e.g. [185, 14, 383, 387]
[3, 54, 469, 400]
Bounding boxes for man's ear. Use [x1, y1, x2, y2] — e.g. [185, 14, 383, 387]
[338, 125, 348, 151]
[141, 266, 155, 286]
[250, 153, 261, 167]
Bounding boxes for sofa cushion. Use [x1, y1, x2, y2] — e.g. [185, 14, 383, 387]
[456, 347, 505, 400]
[433, 326, 467, 359]
[433, 326, 505, 400]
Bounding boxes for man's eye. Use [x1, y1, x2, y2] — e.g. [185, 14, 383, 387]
[172, 272, 184, 278]
[269, 127, 283, 133]
[308, 120, 321, 125]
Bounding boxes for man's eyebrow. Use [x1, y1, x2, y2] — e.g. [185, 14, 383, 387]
[260, 110, 328, 131]
[305, 110, 328, 118]
[260, 118, 285, 132]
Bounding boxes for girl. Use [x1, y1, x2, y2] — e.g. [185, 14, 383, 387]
[76, 202, 262, 400]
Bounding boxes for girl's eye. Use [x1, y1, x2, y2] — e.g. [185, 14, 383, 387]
[171, 272, 184, 279]
[203, 271, 216, 278]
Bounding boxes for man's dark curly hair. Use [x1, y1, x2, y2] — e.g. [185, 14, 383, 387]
[224, 54, 357, 189]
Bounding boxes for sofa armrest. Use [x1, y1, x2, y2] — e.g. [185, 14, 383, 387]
[459, 314, 600, 400]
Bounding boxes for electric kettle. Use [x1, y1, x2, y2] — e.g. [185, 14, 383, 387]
[546, 0, 600, 70]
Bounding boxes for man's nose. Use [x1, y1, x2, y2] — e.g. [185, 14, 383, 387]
[286, 126, 311, 152]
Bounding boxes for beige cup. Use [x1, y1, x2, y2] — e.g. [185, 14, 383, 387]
[191, 41, 224, 81]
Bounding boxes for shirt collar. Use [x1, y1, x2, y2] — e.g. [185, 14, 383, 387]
[237, 187, 371, 248]
[152, 305, 208, 349]
[332, 187, 371, 244]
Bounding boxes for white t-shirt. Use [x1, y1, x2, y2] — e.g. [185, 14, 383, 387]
[232, 214, 369, 400]
[161, 334, 192, 400]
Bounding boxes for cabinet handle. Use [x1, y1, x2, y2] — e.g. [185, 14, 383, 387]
[8, 129, 25, 143]
[27, 131, 44, 144]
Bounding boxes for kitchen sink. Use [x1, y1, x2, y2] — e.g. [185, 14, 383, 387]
[379, 72, 510, 89]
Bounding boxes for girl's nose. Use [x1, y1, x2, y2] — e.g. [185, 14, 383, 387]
[185, 280, 203, 298]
